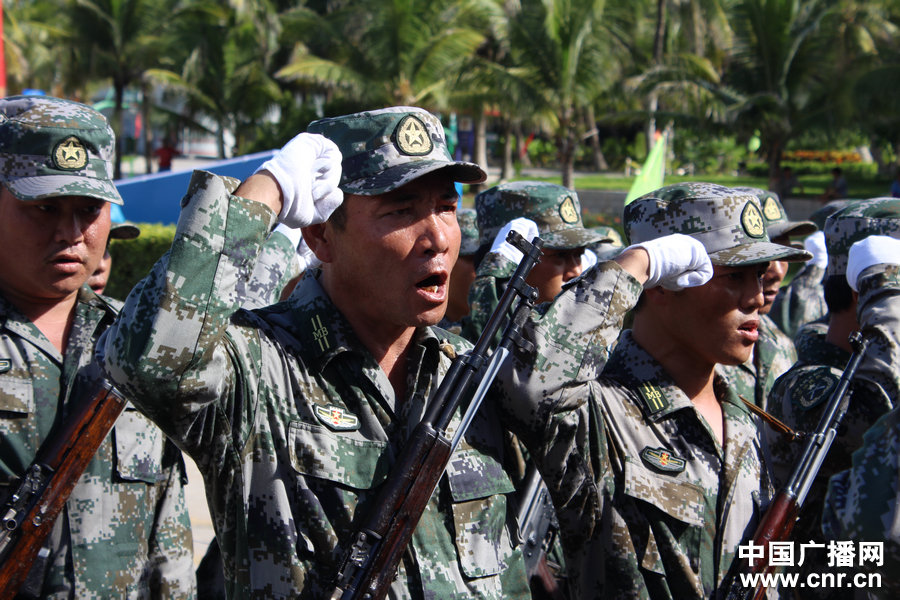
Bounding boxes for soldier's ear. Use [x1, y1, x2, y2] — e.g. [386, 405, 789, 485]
[302, 224, 333, 263]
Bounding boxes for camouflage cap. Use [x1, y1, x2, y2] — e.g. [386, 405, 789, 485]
[733, 187, 816, 239]
[810, 199, 859, 231]
[457, 207, 480, 256]
[0, 95, 122, 204]
[475, 181, 610, 250]
[307, 106, 485, 196]
[109, 203, 140, 240]
[824, 197, 900, 277]
[587, 225, 625, 260]
[625, 182, 811, 266]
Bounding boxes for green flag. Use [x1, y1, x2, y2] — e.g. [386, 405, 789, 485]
[625, 133, 667, 205]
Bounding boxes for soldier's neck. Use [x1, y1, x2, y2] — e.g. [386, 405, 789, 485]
[826, 308, 859, 353]
[13, 293, 78, 354]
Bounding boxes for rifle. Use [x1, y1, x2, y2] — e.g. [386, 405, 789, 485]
[0, 381, 128, 597]
[517, 465, 565, 600]
[724, 331, 871, 600]
[329, 230, 544, 600]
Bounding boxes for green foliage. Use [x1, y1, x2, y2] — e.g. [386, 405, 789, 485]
[745, 161, 878, 179]
[673, 133, 749, 174]
[105, 223, 176, 301]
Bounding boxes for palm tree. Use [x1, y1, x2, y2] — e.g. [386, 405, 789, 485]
[502, 0, 613, 188]
[277, 0, 490, 109]
[147, 0, 284, 158]
[66, 0, 176, 178]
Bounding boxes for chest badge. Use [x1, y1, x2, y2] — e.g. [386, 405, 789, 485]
[641, 447, 686, 474]
[0, 359, 10, 373]
[315, 404, 360, 431]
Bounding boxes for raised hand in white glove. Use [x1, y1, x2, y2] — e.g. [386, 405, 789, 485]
[491, 218, 540, 264]
[273, 223, 322, 270]
[846, 235, 900, 292]
[626, 233, 713, 290]
[256, 133, 343, 228]
[804, 231, 828, 269]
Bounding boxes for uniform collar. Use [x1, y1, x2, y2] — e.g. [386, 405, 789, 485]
[256, 270, 443, 369]
[605, 331, 751, 422]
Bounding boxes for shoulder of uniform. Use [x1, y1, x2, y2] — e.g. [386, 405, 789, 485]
[785, 365, 841, 412]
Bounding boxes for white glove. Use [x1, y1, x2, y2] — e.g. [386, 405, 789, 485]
[803, 231, 828, 269]
[273, 223, 322, 270]
[491, 218, 540, 264]
[626, 233, 713, 290]
[581, 248, 598, 271]
[846, 235, 900, 291]
[256, 133, 343, 228]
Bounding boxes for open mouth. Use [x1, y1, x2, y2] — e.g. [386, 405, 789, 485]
[416, 274, 443, 295]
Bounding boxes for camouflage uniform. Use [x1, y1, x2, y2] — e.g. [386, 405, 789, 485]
[495, 183, 810, 600]
[235, 227, 301, 310]
[462, 182, 609, 342]
[0, 96, 195, 599]
[101, 107, 531, 599]
[769, 200, 900, 595]
[821, 261, 900, 599]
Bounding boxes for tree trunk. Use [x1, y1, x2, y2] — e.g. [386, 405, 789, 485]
[766, 138, 784, 191]
[141, 81, 152, 175]
[112, 81, 125, 180]
[584, 105, 608, 171]
[501, 119, 514, 182]
[473, 109, 488, 193]
[647, 0, 667, 154]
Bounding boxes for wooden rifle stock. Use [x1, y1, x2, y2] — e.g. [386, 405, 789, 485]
[329, 231, 544, 600]
[724, 332, 870, 600]
[0, 382, 127, 597]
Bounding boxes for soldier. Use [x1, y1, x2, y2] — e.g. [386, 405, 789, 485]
[463, 181, 609, 341]
[442, 207, 480, 326]
[101, 106, 535, 599]
[495, 183, 811, 599]
[0, 96, 194, 598]
[718, 189, 815, 407]
[87, 204, 140, 295]
[821, 232, 900, 599]
[767, 199, 900, 596]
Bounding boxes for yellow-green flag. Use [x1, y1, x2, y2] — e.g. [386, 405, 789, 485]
[625, 133, 667, 205]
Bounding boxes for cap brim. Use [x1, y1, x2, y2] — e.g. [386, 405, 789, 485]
[708, 242, 811, 266]
[110, 222, 141, 240]
[767, 220, 817, 239]
[542, 227, 613, 250]
[6, 175, 123, 205]
[342, 160, 486, 196]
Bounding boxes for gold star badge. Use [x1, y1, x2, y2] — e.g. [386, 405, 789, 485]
[558, 196, 579, 224]
[741, 202, 766, 238]
[395, 115, 433, 156]
[53, 136, 88, 170]
[763, 197, 782, 221]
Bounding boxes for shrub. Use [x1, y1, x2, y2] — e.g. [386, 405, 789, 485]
[105, 223, 176, 301]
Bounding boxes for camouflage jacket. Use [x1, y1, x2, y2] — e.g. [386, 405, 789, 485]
[718, 314, 797, 408]
[459, 252, 515, 344]
[495, 260, 775, 600]
[0, 287, 195, 599]
[769, 263, 827, 339]
[101, 171, 530, 600]
[236, 228, 301, 310]
[821, 264, 900, 598]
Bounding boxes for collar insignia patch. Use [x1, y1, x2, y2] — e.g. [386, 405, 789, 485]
[394, 115, 432, 156]
[311, 314, 330, 352]
[741, 202, 766, 238]
[641, 447, 686, 473]
[315, 405, 360, 431]
[638, 381, 668, 414]
[0, 359, 10, 373]
[53, 136, 88, 170]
